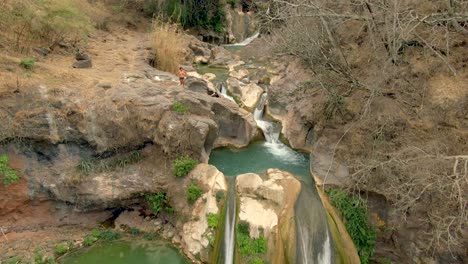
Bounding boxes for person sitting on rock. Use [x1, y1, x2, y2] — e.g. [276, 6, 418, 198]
[178, 67, 187, 87]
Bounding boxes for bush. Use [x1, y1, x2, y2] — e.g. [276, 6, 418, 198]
[172, 102, 189, 114]
[227, 0, 238, 8]
[83, 228, 120, 246]
[146, 192, 173, 215]
[236, 221, 267, 256]
[151, 20, 186, 74]
[207, 213, 220, 229]
[187, 181, 203, 204]
[19, 58, 36, 70]
[326, 188, 376, 264]
[54, 242, 70, 256]
[76, 151, 143, 175]
[0, 0, 95, 51]
[216, 190, 224, 203]
[129, 228, 140, 235]
[0, 154, 20, 185]
[143, 232, 157, 240]
[173, 155, 197, 177]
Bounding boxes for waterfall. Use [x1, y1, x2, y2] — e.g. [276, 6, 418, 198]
[295, 187, 334, 264]
[254, 93, 281, 144]
[218, 82, 235, 102]
[222, 177, 237, 264]
[224, 32, 260, 47]
[254, 93, 334, 264]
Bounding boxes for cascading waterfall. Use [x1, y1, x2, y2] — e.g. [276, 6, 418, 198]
[221, 176, 237, 264]
[253, 93, 281, 144]
[218, 82, 235, 102]
[253, 93, 334, 264]
[223, 32, 260, 47]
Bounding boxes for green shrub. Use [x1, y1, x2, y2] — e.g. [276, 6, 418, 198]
[146, 192, 173, 215]
[76, 151, 143, 175]
[99, 229, 120, 241]
[129, 228, 140, 235]
[34, 248, 55, 264]
[19, 58, 36, 70]
[173, 155, 197, 177]
[250, 258, 265, 264]
[236, 221, 267, 256]
[231, 94, 243, 106]
[83, 234, 98, 246]
[143, 232, 157, 241]
[0, 154, 20, 185]
[187, 182, 203, 204]
[54, 242, 70, 256]
[172, 102, 189, 114]
[5, 256, 21, 264]
[207, 213, 220, 229]
[326, 188, 376, 264]
[216, 190, 224, 203]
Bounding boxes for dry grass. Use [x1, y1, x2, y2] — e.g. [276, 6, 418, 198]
[0, 0, 110, 53]
[151, 21, 187, 74]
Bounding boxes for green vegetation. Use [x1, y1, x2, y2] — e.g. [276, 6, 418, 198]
[0, 154, 20, 185]
[236, 221, 267, 256]
[162, 0, 225, 31]
[215, 190, 224, 203]
[143, 232, 157, 241]
[231, 94, 243, 106]
[172, 102, 189, 114]
[129, 228, 140, 235]
[34, 248, 55, 264]
[5, 256, 22, 264]
[250, 258, 265, 264]
[54, 242, 71, 256]
[173, 155, 197, 177]
[207, 213, 220, 229]
[227, 0, 238, 8]
[326, 188, 376, 264]
[83, 228, 120, 247]
[187, 181, 203, 204]
[76, 151, 143, 175]
[146, 192, 173, 215]
[19, 58, 36, 70]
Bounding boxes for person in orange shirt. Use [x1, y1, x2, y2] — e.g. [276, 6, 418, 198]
[178, 67, 187, 87]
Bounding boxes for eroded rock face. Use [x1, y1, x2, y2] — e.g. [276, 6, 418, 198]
[181, 164, 227, 262]
[236, 169, 301, 263]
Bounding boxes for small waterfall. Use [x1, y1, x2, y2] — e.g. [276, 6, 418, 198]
[224, 32, 260, 47]
[254, 93, 281, 144]
[221, 177, 237, 264]
[218, 82, 235, 102]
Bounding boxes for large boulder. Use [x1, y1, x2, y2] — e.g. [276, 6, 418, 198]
[180, 164, 227, 262]
[236, 169, 301, 264]
[226, 77, 264, 110]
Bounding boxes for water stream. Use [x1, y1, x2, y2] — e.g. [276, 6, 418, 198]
[220, 177, 237, 264]
[210, 92, 334, 263]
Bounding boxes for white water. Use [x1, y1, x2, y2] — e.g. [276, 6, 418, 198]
[255, 92, 333, 264]
[223, 32, 260, 47]
[223, 177, 237, 264]
[218, 82, 235, 102]
[318, 232, 332, 264]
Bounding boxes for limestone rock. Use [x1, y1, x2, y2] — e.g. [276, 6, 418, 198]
[180, 164, 227, 259]
[226, 77, 264, 110]
[236, 169, 301, 263]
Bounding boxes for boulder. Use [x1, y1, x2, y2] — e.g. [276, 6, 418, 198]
[236, 169, 301, 263]
[180, 164, 227, 261]
[226, 77, 264, 110]
[72, 59, 92, 69]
